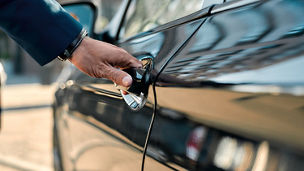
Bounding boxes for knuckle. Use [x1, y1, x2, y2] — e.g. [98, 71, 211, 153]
[94, 63, 108, 78]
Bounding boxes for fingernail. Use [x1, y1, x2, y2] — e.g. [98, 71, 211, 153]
[122, 75, 132, 87]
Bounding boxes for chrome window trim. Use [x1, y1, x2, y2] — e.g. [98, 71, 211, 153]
[211, 0, 261, 14]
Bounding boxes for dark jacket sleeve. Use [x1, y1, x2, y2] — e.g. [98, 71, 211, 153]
[0, 0, 83, 65]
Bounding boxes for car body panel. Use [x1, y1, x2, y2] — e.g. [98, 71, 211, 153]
[54, 0, 304, 170]
[54, 4, 212, 170]
[144, 0, 304, 170]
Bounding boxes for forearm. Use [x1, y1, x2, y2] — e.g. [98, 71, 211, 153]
[0, 0, 82, 65]
[0, 0, 142, 86]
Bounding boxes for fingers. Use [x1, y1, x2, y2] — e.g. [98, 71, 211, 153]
[70, 37, 141, 86]
[104, 67, 133, 87]
[109, 48, 142, 69]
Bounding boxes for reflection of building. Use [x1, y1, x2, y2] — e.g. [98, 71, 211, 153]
[0, 31, 64, 84]
[0, 30, 41, 75]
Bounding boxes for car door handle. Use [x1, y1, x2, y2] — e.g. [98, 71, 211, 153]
[115, 56, 153, 111]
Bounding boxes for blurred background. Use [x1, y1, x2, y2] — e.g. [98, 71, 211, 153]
[0, 0, 122, 170]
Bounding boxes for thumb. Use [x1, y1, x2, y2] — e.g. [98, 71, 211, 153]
[105, 67, 133, 87]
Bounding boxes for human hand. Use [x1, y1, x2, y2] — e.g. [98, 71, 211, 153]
[69, 37, 142, 87]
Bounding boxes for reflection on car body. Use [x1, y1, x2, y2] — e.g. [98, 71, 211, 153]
[53, 0, 304, 170]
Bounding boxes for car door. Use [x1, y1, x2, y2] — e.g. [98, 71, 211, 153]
[115, 0, 214, 170]
[54, 0, 216, 170]
[143, 0, 304, 170]
[54, 1, 148, 171]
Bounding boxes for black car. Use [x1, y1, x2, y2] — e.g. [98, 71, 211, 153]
[53, 0, 304, 170]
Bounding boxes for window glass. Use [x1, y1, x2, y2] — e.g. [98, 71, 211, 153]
[95, 0, 123, 31]
[122, 0, 203, 39]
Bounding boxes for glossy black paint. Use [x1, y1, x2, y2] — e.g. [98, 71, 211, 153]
[146, 0, 304, 170]
[53, 0, 304, 170]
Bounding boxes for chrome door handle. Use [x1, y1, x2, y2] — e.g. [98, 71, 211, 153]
[115, 57, 153, 111]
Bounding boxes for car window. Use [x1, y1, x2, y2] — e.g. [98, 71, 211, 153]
[122, 0, 204, 39]
[95, 0, 123, 31]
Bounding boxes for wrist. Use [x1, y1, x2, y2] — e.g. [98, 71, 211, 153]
[58, 28, 88, 61]
[69, 36, 89, 63]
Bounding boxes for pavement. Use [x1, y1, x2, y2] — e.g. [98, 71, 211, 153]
[0, 83, 56, 171]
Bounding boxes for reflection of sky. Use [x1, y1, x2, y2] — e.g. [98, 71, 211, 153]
[189, 20, 219, 52]
[236, 10, 268, 43]
[211, 55, 304, 84]
[64, 5, 94, 34]
[127, 33, 165, 58]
